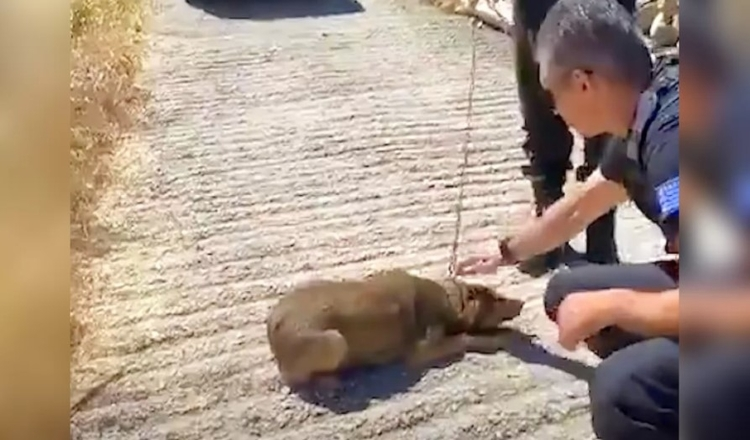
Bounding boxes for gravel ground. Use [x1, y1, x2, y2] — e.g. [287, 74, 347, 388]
[70, 0, 664, 438]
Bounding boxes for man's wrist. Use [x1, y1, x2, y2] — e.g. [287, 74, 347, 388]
[498, 236, 520, 265]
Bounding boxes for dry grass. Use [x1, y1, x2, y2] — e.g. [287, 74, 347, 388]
[70, 0, 148, 349]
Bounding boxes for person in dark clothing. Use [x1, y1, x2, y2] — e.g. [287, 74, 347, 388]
[512, 0, 637, 271]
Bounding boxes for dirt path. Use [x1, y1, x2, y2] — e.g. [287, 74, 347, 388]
[70, 0, 664, 438]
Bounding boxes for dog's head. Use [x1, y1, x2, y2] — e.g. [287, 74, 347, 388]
[447, 279, 525, 332]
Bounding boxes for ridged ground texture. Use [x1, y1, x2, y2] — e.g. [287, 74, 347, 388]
[71, 0, 664, 439]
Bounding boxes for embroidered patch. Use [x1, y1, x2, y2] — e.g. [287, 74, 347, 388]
[656, 176, 679, 217]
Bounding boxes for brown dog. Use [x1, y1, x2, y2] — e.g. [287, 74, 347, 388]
[266, 269, 524, 387]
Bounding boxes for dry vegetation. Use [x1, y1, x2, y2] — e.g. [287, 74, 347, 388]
[70, 0, 148, 349]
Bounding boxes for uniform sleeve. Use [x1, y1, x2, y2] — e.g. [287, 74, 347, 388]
[642, 105, 680, 229]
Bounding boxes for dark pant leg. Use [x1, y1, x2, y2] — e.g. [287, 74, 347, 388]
[513, 0, 573, 206]
[512, 0, 573, 273]
[590, 338, 679, 440]
[683, 346, 750, 440]
[617, 0, 637, 13]
[580, 135, 619, 263]
[544, 263, 677, 357]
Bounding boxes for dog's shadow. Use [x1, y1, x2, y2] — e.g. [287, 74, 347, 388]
[293, 328, 595, 414]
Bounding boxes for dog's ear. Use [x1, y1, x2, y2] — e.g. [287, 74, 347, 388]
[467, 284, 497, 303]
[462, 284, 525, 329]
[460, 284, 488, 325]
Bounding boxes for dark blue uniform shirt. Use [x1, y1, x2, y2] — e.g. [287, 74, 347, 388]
[598, 57, 680, 249]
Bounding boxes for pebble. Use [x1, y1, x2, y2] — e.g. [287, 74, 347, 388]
[637, 0, 679, 48]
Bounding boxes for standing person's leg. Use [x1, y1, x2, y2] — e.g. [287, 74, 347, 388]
[513, 0, 574, 273]
[683, 346, 750, 440]
[578, 135, 619, 264]
[544, 263, 677, 357]
[589, 338, 679, 440]
[616, 0, 636, 13]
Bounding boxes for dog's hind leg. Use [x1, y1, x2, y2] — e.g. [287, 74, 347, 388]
[278, 329, 348, 387]
[406, 329, 514, 369]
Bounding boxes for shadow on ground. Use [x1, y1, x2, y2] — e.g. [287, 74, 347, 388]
[186, 0, 365, 20]
[500, 327, 596, 382]
[294, 363, 427, 414]
[294, 328, 594, 414]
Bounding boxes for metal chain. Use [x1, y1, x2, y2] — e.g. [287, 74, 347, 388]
[448, 21, 478, 278]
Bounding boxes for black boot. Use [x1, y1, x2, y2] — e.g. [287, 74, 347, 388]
[580, 136, 619, 264]
[518, 163, 567, 276]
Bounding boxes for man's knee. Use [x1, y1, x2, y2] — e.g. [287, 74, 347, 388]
[542, 265, 616, 320]
[544, 264, 677, 321]
[683, 348, 750, 440]
[543, 269, 578, 320]
[590, 339, 679, 440]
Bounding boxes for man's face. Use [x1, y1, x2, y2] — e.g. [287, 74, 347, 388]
[545, 69, 612, 138]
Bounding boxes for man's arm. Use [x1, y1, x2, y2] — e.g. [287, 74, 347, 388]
[610, 287, 750, 339]
[610, 289, 679, 337]
[506, 169, 629, 261]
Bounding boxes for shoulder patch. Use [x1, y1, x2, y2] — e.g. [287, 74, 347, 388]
[656, 176, 679, 218]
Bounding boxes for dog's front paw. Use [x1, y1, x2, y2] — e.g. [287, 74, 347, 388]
[463, 333, 512, 354]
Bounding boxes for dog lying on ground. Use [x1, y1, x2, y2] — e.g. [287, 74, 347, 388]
[266, 269, 525, 387]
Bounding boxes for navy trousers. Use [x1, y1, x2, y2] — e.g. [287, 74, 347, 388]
[544, 263, 750, 440]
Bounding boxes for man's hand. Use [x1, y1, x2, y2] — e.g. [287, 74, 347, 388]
[455, 254, 506, 275]
[555, 290, 619, 350]
[456, 237, 519, 275]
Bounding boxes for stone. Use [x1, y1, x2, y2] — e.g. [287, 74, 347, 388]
[657, 0, 679, 19]
[637, 2, 660, 34]
[650, 12, 679, 48]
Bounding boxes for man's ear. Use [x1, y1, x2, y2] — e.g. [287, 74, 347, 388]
[570, 69, 590, 92]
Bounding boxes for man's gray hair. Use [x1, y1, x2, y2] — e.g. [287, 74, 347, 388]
[535, 0, 653, 91]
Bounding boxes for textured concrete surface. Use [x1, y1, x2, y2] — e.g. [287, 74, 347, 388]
[70, 0, 664, 438]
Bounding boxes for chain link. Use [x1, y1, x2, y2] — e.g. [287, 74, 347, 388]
[448, 21, 478, 278]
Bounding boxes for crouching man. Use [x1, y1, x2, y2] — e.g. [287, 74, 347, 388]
[458, 0, 681, 437]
